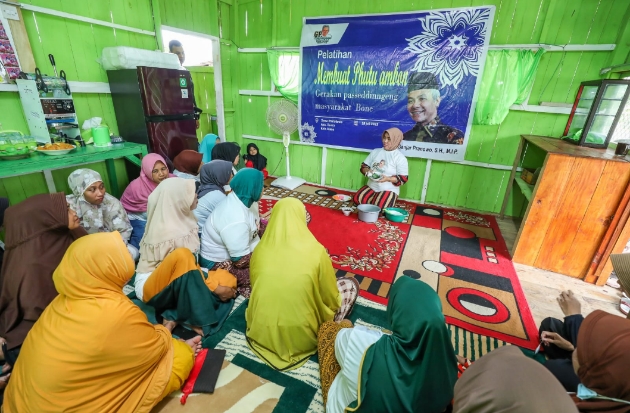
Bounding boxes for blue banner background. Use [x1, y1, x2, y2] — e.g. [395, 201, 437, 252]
[299, 8, 494, 161]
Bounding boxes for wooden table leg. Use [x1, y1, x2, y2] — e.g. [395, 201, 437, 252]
[499, 137, 525, 218]
[124, 155, 143, 167]
[105, 159, 120, 198]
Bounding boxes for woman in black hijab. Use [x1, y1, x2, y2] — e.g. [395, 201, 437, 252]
[211, 142, 241, 168]
[244, 143, 268, 179]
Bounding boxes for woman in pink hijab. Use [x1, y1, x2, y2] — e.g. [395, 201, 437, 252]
[121, 154, 173, 249]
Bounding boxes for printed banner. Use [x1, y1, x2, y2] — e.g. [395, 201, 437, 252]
[299, 7, 495, 161]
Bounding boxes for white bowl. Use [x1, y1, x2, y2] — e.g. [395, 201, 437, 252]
[37, 145, 76, 156]
[341, 207, 352, 216]
[333, 194, 352, 202]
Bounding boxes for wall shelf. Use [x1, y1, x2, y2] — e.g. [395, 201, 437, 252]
[514, 177, 534, 202]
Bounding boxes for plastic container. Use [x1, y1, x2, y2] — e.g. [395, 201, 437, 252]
[357, 204, 380, 223]
[383, 207, 409, 223]
[100, 47, 181, 70]
[92, 126, 111, 147]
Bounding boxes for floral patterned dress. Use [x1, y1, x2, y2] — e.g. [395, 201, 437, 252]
[65, 169, 133, 243]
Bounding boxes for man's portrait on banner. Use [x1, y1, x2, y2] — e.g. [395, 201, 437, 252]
[403, 72, 464, 145]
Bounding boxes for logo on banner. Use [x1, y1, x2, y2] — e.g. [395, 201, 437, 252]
[314, 25, 332, 44]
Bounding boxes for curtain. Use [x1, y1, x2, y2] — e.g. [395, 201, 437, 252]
[267, 50, 300, 104]
[473, 49, 545, 125]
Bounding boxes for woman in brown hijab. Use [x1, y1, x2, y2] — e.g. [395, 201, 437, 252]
[173, 150, 204, 181]
[0, 193, 86, 378]
[454, 345, 578, 413]
[573, 310, 630, 413]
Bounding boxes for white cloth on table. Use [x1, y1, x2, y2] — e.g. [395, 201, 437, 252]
[362, 148, 408, 195]
[326, 325, 383, 413]
[200, 191, 260, 262]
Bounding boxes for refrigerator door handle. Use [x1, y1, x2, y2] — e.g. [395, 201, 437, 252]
[145, 113, 196, 123]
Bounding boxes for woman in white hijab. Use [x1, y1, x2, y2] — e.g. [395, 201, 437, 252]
[134, 177, 237, 338]
[66, 168, 136, 259]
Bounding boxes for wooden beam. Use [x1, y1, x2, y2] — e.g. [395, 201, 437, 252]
[4, 4, 36, 72]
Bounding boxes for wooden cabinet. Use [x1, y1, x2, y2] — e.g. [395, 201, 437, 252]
[501, 135, 630, 280]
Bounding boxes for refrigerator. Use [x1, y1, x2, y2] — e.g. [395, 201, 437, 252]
[107, 67, 198, 170]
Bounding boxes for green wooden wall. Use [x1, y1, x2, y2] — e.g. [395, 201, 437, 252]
[0, 0, 218, 204]
[1, 0, 629, 217]
[226, 0, 630, 216]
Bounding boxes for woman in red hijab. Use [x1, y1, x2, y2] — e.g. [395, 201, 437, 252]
[173, 150, 203, 181]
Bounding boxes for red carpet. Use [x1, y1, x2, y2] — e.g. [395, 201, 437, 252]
[261, 184, 539, 350]
[259, 199, 409, 284]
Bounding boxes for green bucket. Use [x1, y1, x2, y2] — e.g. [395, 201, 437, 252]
[92, 126, 111, 147]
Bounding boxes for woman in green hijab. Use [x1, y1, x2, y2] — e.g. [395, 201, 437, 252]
[319, 276, 458, 413]
[200, 168, 264, 297]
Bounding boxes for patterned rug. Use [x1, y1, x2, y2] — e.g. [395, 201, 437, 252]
[262, 183, 539, 350]
[153, 295, 519, 413]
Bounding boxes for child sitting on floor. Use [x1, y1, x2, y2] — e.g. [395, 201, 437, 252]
[243, 143, 268, 179]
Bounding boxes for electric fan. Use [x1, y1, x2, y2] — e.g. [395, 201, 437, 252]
[266, 99, 305, 190]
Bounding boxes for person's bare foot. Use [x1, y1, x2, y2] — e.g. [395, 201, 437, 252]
[191, 326, 204, 336]
[557, 290, 581, 316]
[162, 319, 177, 332]
[185, 336, 202, 356]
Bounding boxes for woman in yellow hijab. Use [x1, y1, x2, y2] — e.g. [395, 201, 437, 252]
[3, 232, 201, 412]
[246, 198, 359, 371]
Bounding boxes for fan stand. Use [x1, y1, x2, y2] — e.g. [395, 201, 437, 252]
[271, 132, 306, 190]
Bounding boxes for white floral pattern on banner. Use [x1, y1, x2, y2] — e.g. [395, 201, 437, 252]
[405, 8, 492, 89]
[300, 122, 317, 143]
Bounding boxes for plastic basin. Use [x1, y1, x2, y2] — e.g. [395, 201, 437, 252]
[357, 204, 381, 223]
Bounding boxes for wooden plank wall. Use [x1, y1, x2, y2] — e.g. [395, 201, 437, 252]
[0, 0, 219, 202]
[229, 0, 630, 216]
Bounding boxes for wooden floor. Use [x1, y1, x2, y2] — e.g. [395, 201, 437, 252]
[497, 217, 624, 326]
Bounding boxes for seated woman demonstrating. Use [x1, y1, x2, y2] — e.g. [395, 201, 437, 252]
[173, 149, 203, 181]
[2, 232, 202, 413]
[243, 143, 269, 179]
[199, 133, 221, 163]
[121, 153, 172, 249]
[135, 178, 237, 337]
[200, 168, 264, 298]
[454, 345, 578, 413]
[0, 193, 87, 384]
[246, 198, 359, 371]
[318, 276, 457, 413]
[194, 160, 234, 230]
[353, 128, 409, 209]
[66, 168, 135, 257]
